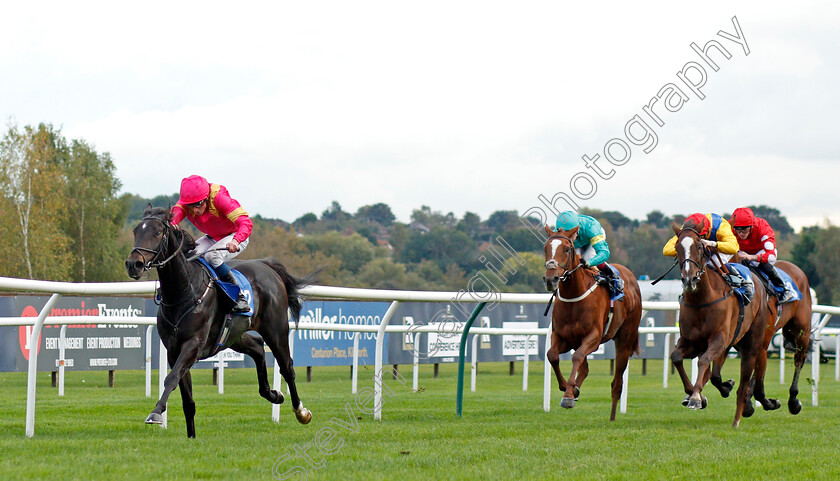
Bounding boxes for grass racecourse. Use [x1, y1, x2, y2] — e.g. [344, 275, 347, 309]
[2, 359, 840, 480]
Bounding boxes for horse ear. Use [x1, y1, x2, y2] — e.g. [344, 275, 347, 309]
[671, 221, 681, 236]
[544, 224, 553, 236]
[143, 202, 153, 217]
[568, 225, 580, 241]
[166, 203, 174, 222]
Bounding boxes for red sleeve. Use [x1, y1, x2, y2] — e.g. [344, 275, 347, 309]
[754, 218, 777, 264]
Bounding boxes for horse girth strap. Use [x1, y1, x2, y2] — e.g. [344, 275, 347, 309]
[555, 282, 599, 303]
[679, 288, 734, 309]
[728, 301, 746, 350]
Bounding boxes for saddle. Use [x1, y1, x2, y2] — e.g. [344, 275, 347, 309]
[195, 258, 255, 316]
[745, 263, 802, 304]
[195, 258, 255, 357]
[723, 263, 754, 307]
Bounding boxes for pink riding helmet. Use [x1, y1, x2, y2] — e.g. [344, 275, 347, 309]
[179, 175, 210, 204]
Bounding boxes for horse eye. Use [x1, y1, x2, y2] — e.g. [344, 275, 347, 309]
[154, 231, 162, 238]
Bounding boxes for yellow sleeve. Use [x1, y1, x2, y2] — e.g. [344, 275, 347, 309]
[663, 235, 678, 257]
[714, 221, 740, 255]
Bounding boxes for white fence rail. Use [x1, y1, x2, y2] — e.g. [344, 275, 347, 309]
[1, 276, 838, 437]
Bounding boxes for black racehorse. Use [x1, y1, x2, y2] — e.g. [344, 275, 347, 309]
[125, 206, 314, 437]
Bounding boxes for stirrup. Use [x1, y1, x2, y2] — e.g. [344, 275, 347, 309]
[232, 295, 250, 313]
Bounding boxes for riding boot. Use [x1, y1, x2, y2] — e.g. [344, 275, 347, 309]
[758, 262, 795, 303]
[597, 263, 624, 295]
[220, 272, 250, 313]
[726, 266, 753, 304]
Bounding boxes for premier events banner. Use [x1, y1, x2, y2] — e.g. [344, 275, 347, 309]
[1, 295, 147, 372]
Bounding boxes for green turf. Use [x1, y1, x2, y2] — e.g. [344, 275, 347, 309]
[1, 359, 839, 480]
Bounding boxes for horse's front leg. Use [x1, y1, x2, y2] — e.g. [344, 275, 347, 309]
[687, 333, 728, 410]
[146, 338, 202, 430]
[560, 333, 600, 409]
[546, 330, 572, 396]
[670, 340, 699, 405]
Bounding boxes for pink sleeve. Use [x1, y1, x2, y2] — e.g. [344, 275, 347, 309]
[214, 186, 252, 242]
[170, 204, 186, 226]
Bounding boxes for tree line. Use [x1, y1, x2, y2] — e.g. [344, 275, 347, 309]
[2, 122, 838, 304]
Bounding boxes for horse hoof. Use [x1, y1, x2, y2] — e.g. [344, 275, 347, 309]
[763, 398, 781, 411]
[270, 390, 285, 405]
[789, 399, 802, 415]
[743, 403, 755, 418]
[145, 413, 163, 425]
[560, 397, 576, 409]
[294, 406, 312, 424]
[720, 380, 734, 398]
[681, 395, 690, 407]
[573, 386, 580, 400]
[687, 395, 707, 410]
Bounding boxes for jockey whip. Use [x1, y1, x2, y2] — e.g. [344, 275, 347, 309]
[651, 258, 678, 285]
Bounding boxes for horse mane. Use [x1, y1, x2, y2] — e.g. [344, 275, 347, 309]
[262, 259, 321, 327]
[141, 205, 196, 254]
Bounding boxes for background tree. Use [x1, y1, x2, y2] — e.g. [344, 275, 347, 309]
[0, 123, 72, 280]
[63, 139, 127, 281]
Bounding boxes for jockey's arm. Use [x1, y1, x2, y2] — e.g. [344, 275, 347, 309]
[713, 222, 739, 255]
[586, 237, 610, 266]
[663, 235, 678, 257]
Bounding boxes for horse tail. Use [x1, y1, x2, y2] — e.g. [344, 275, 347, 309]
[263, 259, 321, 327]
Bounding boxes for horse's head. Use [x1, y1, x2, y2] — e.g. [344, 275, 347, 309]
[542, 224, 580, 292]
[673, 220, 707, 292]
[125, 205, 190, 279]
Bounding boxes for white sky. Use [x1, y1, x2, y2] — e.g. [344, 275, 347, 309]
[2, 1, 838, 230]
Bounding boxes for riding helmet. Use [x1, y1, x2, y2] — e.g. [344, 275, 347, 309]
[179, 175, 210, 204]
[730, 207, 755, 228]
[555, 211, 580, 231]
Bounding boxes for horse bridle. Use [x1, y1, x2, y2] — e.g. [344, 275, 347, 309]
[678, 227, 710, 285]
[545, 234, 586, 282]
[130, 215, 185, 273]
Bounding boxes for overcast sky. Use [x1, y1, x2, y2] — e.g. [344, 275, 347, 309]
[2, 1, 838, 230]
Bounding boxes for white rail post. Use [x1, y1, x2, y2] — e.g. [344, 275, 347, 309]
[812, 341, 820, 406]
[412, 332, 420, 392]
[145, 326, 154, 397]
[351, 331, 360, 394]
[662, 333, 671, 388]
[690, 358, 698, 384]
[158, 338, 168, 429]
[471, 334, 479, 392]
[543, 329, 552, 412]
[835, 335, 839, 382]
[217, 355, 225, 394]
[272, 352, 281, 423]
[58, 325, 67, 396]
[25, 293, 62, 438]
[374, 301, 400, 421]
[620, 359, 629, 414]
[522, 335, 533, 391]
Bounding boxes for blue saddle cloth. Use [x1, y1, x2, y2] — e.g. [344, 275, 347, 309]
[196, 258, 255, 316]
[725, 263, 754, 306]
[751, 264, 802, 303]
[599, 264, 624, 302]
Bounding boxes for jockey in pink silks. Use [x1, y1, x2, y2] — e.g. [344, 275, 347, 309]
[171, 174, 253, 313]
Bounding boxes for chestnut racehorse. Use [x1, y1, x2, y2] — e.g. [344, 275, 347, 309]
[669, 220, 769, 427]
[747, 259, 813, 415]
[542, 225, 642, 421]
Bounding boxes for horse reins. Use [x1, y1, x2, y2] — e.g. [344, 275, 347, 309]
[133, 215, 212, 332]
[677, 228, 747, 348]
